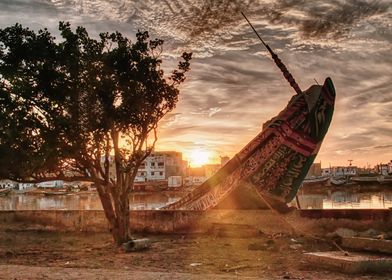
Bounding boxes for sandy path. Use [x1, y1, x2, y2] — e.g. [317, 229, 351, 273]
[0, 264, 264, 280]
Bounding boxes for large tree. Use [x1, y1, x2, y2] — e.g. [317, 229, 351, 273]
[0, 22, 191, 245]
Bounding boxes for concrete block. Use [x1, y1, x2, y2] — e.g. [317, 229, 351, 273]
[342, 237, 392, 254]
[304, 251, 392, 274]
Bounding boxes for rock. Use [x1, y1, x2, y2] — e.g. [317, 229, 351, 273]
[358, 228, 380, 238]
[326, 228, 357, 238]
[289, 244, 302, 250]
[189, 263, 202, 267]
[248, 243, 269, 251]
[5, 250, 14, 258]
[266, 239, 275, 245]
[291, 237, 305, 244]
[123, 238, 151, 252]
[222, 264, 249, 272]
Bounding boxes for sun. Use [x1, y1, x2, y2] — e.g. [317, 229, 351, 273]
[189, 149, 210, 167]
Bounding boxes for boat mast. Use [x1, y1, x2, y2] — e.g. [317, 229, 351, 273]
[241, 12, 302, 95]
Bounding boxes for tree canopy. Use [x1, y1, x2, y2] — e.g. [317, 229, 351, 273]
[0, 22, 191, 244]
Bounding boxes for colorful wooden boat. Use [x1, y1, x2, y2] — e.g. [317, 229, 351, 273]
[330, 177, 347, 186]
[163, 14, 336, 211]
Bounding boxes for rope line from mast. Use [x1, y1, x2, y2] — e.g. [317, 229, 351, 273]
[241, 12, 302, 95]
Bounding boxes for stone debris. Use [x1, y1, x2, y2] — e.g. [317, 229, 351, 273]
[358, 228, 381, 238]
[123, 238, 151, 252]
[326, 228, 357, 238]
[248, 243, 269, 251]
[304, 251, 392, 274]
[221, 264, 249, 272]
[289, 244, 302, 250]
[342, 237, 392, 255]
[326, 228, 392, 240]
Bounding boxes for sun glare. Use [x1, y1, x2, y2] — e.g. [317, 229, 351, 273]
[189, 149, 210, 167]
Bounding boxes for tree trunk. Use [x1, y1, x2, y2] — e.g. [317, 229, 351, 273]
[112, 191, 130, 246]
[96, 183, 131, 246]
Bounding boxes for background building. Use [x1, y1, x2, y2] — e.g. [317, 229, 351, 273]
[321, 166, 358, 177]
[135, 151, 186, 182]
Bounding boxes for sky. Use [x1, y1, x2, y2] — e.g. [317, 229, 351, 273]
[0, 0, 391, 168]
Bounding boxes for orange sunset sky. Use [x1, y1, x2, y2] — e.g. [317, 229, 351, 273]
[1, 1, 391, 168]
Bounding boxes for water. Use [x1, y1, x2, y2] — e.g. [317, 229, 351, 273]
[1, 187, 391, 210]
[0, 192, 182, 211]
[296, 187, 392, 210]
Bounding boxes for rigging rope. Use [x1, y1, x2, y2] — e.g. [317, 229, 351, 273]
[253, 186, 349, 256]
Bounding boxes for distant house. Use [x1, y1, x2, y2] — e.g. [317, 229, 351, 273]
[0, 179, 17, 189]
[322, 166, 357, 177]
[376, 163, 390, 176]
[168, 176, 182, 188]
[16, 182, 35, 190]
[185, 167, 207, 186]
[37, 180, 64, 188]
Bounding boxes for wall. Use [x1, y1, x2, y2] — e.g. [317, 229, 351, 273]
[0, 209, 391, 235]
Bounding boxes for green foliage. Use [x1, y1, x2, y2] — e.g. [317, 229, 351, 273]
[0, 22, 191, 181]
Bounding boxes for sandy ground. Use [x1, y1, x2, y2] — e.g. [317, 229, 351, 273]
[0, 227, 391, 280]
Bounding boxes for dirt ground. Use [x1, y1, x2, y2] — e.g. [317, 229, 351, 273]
[0, 226, 391, 280]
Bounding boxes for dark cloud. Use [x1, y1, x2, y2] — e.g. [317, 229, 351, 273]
[0, 0, 56, 13]
[27, 0, 388, 55]
[374, 144, 392, 150]
[265, 0, 390, 39]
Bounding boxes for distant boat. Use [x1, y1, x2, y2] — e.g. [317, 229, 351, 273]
[350, 176, 379, 184]
[43, 190, 69, 196]
[377, 176, 392, 185]
[0, 188, 12, 196]
[303, 176, 330, 186]
[330, 177, 347, 186]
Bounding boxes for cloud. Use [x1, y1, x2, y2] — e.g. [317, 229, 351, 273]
[12, 0, 385, 57]
[263, 0, 390, 38]
[0, 0, 391, 167]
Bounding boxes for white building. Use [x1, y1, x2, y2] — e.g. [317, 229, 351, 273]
[322, 166, 357, 177]
[16, 183, 35, 190]
[184, 167, 207, 186]
[168, 176, 182, 188]
[135, 151, 185, 182]
[184, 176, 206, 186]
[37, 180, 64, 188]
[0, 179, 17, 189]
[377, 163, 391, 176]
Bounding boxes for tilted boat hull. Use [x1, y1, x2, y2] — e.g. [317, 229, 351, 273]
[163, 78, 336, 210]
